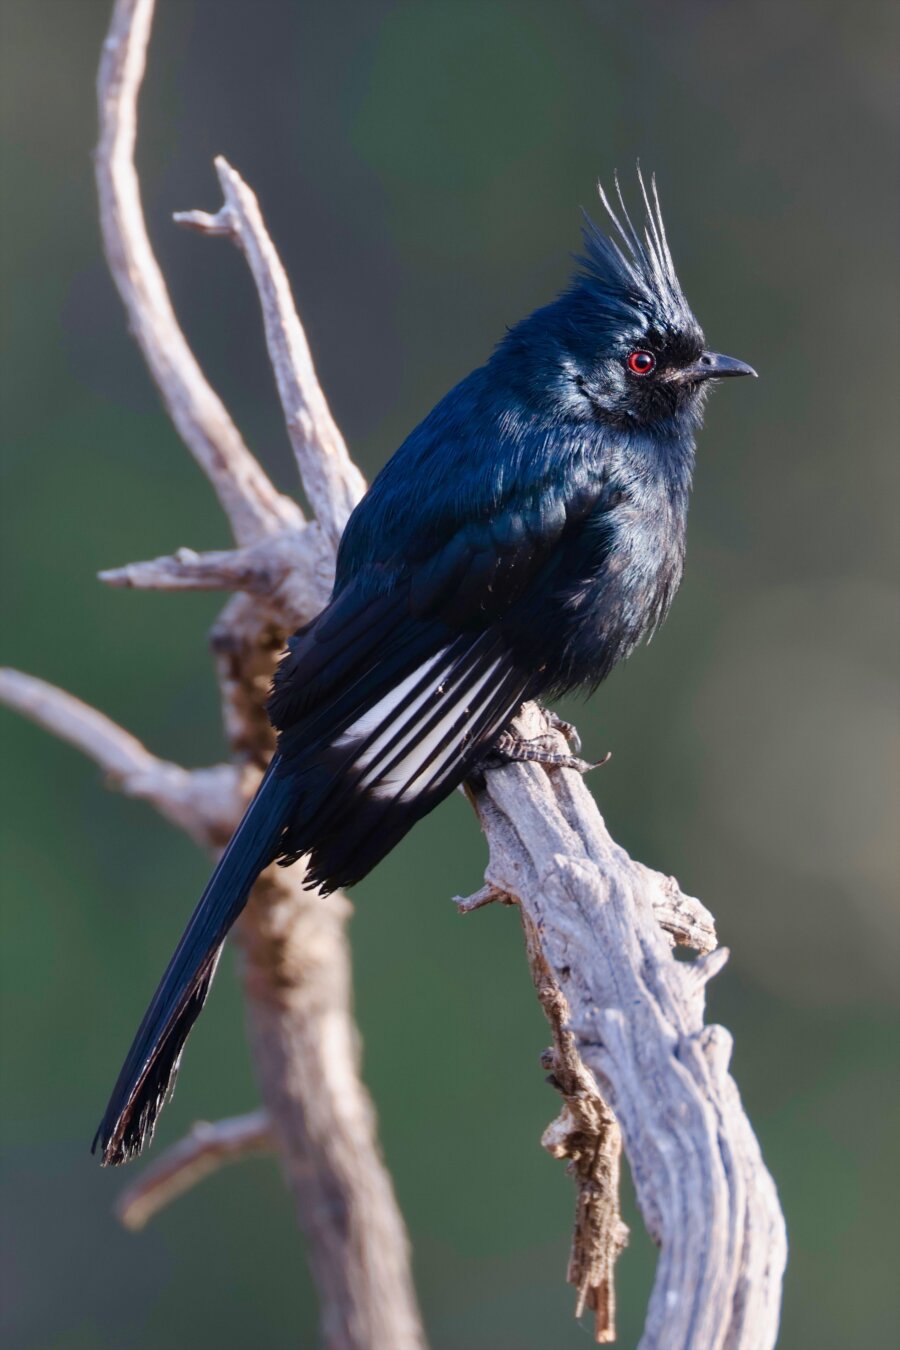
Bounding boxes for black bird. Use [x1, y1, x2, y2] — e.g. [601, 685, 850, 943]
[95, 174, 755, 1165]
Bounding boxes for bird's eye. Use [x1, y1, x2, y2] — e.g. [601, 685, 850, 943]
[626, 350, 656, 376]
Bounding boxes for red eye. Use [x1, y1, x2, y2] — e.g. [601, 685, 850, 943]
[627, 350, 656, 376]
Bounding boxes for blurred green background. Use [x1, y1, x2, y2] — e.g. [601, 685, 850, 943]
[1, 1, 898, 1346]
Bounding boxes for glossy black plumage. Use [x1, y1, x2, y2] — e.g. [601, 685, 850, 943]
[95, 174, 755, 1164]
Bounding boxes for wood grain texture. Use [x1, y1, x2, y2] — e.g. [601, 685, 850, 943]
[473, 702, 786, 1347]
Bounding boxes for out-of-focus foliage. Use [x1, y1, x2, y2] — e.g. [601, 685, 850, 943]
[1, 2, 897, 1346]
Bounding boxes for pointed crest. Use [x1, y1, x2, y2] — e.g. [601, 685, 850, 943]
[577, 168, 698, 337]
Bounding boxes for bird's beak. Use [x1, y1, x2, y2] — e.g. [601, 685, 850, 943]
[676, 351, 758, 384]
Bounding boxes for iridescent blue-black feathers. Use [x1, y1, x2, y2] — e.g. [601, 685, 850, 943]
[95, 175, 754, 1165]
[94, 764, 295, 1163]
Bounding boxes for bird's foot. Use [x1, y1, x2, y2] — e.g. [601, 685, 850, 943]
[484, 729, 609, 775]
[540, 709, 582, 754]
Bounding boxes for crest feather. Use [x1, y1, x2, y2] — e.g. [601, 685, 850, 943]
[578, 169, 697, 335]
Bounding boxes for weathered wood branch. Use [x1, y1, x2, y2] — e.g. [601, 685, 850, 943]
[115, 1110, 273, 1231]
[454, 869, 718, 957]
[99, 544, 290, 595]
[2, 665, 423, 1350]
[88, 3, 425, 1347]
[0, 668, 243, 847]
[175, 157, 366, 546]
[453, 784, 730, 1345]
[526, 907, 629, 1344]
[96, 0, 300, 545]
[0, 0, 787, 1345]
[99, 528, 333, 632]
[471, 702, 787, 1348]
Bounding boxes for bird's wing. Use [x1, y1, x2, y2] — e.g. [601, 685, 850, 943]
[266, 481, 602, 893]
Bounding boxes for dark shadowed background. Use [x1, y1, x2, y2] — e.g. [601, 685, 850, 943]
[2, 1, 898, 1346]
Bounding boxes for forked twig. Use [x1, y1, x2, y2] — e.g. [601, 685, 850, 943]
[175, 157, 366, 547]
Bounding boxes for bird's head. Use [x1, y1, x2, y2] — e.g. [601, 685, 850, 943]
[504, 171, 755, 430]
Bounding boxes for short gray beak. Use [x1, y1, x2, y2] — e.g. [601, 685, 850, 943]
[678, 351, 758, 383]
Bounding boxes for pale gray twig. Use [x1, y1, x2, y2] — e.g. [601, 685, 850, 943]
[0, 668, 242, 846]
[99, 528, 334, 631]
[99, 544, 275, 593]
[175, 157, 366, 548]
[115, 1110, 273, 1231]
[96, 0, 300, 545]
[452, 882, 514, 913]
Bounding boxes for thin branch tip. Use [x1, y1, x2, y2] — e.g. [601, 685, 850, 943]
[0, 667, 242, 844]
[95, 0, 297, 545]
[452, 883, 514, 913]
[115, 1110, 273, 1231]
[173, 206, 234, 236]
[202, 151, 367, 543]
[689, 945, 731, 985]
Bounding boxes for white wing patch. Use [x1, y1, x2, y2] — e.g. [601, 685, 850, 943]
[368, 657, 502, 800]
[342, 649, 448, 769]
[334, 646, 505, 802]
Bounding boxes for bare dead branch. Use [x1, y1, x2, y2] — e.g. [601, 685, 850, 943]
[472, 703, 787, 1348]
[175, 156, 367, 547]
[452, 882, 514, 913]
[237, 872, 424, 1350]
[523, 909, 629, 1343]
[455, 867, 717, 957]
[7, 633, 424, 1347]
[172, 207, 233, 236]
[0, 666, 162, 781]
[96, 0, 300, 545]
[99, 527, 334, 630]
[89, 5, 425, 1346]
[634, 865, 718, 955]
[115, 1110, 273, 1231]
[0, 668, 242, 846]
[99, 545, 273, 593]
[454, 837, 717, 1342]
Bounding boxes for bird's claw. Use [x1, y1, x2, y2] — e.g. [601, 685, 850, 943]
[541, 709, 582, 754]
[484, 730, 609, 775]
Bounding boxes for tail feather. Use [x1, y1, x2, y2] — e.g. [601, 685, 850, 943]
[94, 761, 293, 1165]
[96, 620, 528, 1164]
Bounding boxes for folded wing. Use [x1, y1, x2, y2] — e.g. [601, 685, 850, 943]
[267, 479, 608, 892]
[269, 590, 532, 892]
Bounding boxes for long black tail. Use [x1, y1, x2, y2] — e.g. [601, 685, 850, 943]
[93, 759, 294, 1165]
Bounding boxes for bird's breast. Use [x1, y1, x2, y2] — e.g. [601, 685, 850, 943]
[514, 467, 690, 693]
